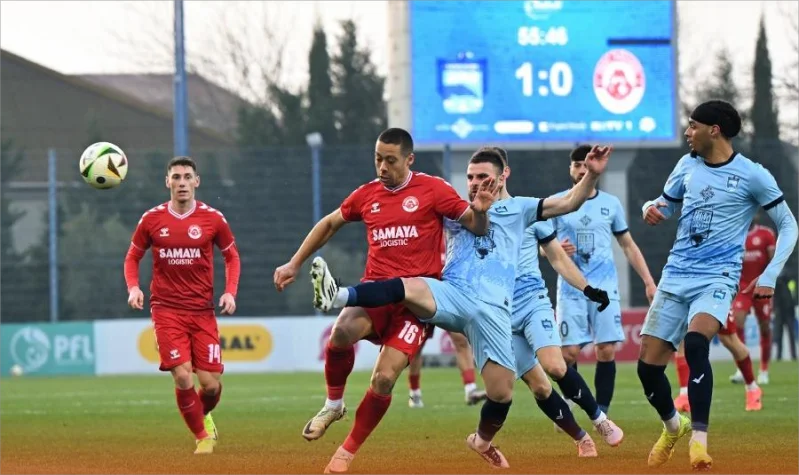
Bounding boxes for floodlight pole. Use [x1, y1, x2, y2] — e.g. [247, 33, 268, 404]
[174, 0, 189, 157]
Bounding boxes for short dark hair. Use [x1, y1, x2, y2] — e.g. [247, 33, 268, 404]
[167, 156, 198, 174]
[569, 145, 592, 162]
[377, 128, 414, 156]
[491, 147, 509, 167]
[690, 100, 742, 139]
[469, 147, 504, 173]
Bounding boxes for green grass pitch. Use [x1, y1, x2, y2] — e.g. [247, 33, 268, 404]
[1, 361, 797, 473]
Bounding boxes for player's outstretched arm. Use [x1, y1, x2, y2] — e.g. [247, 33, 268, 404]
[541, 238, 610, 311]
[539, 145, 611, 220]
[746, 202, 799, 297]
[541, 238, 588, 290]
[615, 232, 657, 303]
[274, 209, 348, 291]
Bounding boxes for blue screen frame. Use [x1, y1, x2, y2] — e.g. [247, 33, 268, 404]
[408, 0, 680, 150]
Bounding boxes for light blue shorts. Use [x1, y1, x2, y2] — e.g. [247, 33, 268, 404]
[556, 296, 623, 347]
[512, 290, 560, 377]
[641, 276, 736, 349]
[421, 278, 515, 375]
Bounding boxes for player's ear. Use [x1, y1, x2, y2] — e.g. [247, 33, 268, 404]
[195, 174, 201, 188]
[405, 153, 415, 167]
[164, 175, 169, 189]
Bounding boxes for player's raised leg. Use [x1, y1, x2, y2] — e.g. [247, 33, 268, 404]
[449, 330, 487, 405]
[304, 307, 374, 441]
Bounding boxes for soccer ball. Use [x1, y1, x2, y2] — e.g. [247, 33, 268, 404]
[10, 364, 23, 377]
[79, 142, 129, 189]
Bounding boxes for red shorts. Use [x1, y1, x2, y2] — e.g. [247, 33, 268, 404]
[718, 311, 739, 336]
[732, 292, 773, 322]
[151, 306, 224, 373]
[364, 303, 432, 359]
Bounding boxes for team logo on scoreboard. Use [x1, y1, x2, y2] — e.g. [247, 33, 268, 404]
[593, 49, 646, 115]
[523, 1, 563, 20]
[402, 196, 420, 213]
[438, 56, 486, 115]
[188, 224, 203, 240]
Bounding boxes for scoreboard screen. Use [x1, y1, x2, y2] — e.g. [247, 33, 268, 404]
[407, 0, 679, 149]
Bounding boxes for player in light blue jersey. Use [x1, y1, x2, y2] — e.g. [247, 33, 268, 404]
[492, 147, 623, 457]
[309, 146, 612, 470]
[638, 100, 798, 470]
[550, 145, 657, 416]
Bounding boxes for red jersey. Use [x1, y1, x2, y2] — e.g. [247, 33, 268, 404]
[740, 224, 776, 287]
[129, 201, 237, 311]
[340, 172, 469, 281]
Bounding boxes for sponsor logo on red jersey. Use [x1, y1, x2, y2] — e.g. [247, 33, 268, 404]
[371, 225, 419, 247]
[159, 247, 201, 265]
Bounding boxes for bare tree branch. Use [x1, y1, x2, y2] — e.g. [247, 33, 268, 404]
[101, 1, 294, 106]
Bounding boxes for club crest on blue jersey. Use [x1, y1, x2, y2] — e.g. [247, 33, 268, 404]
[601, 207, 610, 216]
[577, 231, 595, 263]
[473, 227, 496, 259]
[726, 175, 740, 191]
[689, 209, 714, 246]
[713, 289, 727, 300]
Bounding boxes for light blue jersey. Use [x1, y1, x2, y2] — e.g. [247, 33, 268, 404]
[659, 153, 783, 287]
[551, 190, 628, 301]
[424, 196, 543, 373]
[642, 152, 786, 348]
[550, 190, 627, 346]
[442, 197, 543, 310]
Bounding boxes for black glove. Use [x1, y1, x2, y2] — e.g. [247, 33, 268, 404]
[584, 285, 610, 312]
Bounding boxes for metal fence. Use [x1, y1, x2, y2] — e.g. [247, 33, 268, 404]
[1, 141, 797, 322]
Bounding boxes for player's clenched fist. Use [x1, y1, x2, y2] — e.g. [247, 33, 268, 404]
[127, 286, 144, 310]
[643, 201, 669, 226]
[274, 262, 299, 292]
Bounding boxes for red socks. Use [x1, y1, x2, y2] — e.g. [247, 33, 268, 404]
[325, 343, 355, 400]
[199, 384, 222, 414]
[461, 368, 476, 386]
[675, 354, 689, 388]
[342, 389, 392, 454]
[736, 355, 755, 385]
[176, 387, 208, 439]
[760, 334, 771, 372]
[409, 373, 421, 391]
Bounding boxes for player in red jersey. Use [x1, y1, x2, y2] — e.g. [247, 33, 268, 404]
[407, 238, 487, 408]
[124, 156, 240, 455]
[729, 215, 776, 384]
[273, 128, 491, 473]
